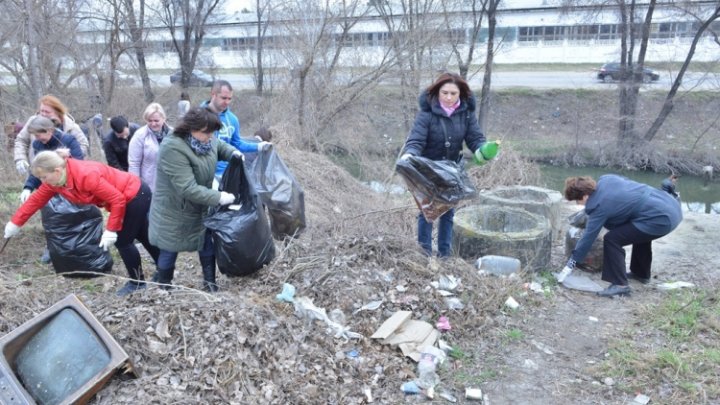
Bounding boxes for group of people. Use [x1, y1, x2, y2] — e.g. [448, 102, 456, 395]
[401, 72, 683, 298]
[5, 81, 273, 296]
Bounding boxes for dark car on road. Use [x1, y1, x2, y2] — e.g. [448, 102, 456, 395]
[597, 62, 660, 83]
[169, 70, 214, 87]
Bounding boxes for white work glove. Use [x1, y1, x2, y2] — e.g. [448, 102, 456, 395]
[19, 189, 32, 203]
[258, 141, 273, 152]
[232, 150, 245, 161]
[16, 160, 29, 176]
[4, 222, 21, 239]
[218, 191, 235, 206]
[98, 230, 118, 251]
[556, 259, 576, 283]
[400, 153, 412, 161]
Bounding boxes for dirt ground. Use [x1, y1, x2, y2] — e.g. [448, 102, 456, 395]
[0, 138, 718, 404]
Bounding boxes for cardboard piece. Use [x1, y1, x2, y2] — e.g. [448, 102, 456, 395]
[372, 311, 438, 361]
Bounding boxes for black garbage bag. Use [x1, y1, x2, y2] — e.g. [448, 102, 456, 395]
[249, 148, 306, 240]
[395, 156, 477, 222]
[40, 195, 113, 277]
[204, 155, 275, 276]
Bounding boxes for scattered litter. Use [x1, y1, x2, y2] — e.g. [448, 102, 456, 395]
[476, 255, 521, 276]
[371, 311, 439, 361]
[603, 377, 615, 386]
[530, 339, 554, 355]
[275, 283, 296, 302]
[401, 381, 420, 394]
[276, 284, 362, 341]
[465, 387, 483, 400]
[525, 281, 544, 293]
[523, 359, 538, 370]
[431, 275, 460, 291]
[444, 297, 465, 310]
[363, 386, 373, 403]
[416, 346, 445, 389]
[438, 390, 457, 402]
[436, 316, 451, 332]
[352, 300, 383, 315]
[505, 296, 520, 310]
[437, 339, 453, 353]
[588, 316, 599, 322]
[657, 281, 695, 290]
[561, 273, 604, 293]
[632, 393, 651, 404]
[345, 349, 360, 359]
[396, 285, 407, 292]
[437, 290, 455, 297]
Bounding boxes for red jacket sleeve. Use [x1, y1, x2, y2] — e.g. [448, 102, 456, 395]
[10, 185, 56, 226]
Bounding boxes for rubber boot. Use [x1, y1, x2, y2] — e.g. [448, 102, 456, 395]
[200, 256, 218, 293]
[152, 266, 175, 290]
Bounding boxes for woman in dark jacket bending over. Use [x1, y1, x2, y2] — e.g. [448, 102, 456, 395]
[400, 72, 487, 257]
[562, 175, 682, 297]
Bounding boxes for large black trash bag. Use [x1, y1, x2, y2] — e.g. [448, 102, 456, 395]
[395, 156, 477, 222]
[204, 155, 275, 276]
[40, 195, 113, 277]
[249, 148, 306, 240]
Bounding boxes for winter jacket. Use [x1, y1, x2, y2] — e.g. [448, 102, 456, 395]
[12, 158, 141, 232]
[149, 133, 236, 252]
[571, 174, 683, 263]
[128, 123, 171, 192]
[14, 114, 89, 163]
[103, 123, 140, 171]
[24, 129, 84, 191]
[402, 91, 486, 162]
[199, 100, 258, 178]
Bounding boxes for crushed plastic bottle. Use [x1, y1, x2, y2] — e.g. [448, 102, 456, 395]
[415, 347, 445, 389]
[476, 255, 521, 276]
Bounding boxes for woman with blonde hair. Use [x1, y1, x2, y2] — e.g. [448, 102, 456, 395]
[13, 95, 89, 175]
[4, 149, 160, 297]
[128, 102, 172, 191]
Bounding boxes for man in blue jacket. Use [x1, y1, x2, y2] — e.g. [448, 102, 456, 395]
[201, 80, 271, 180]
[561, 175, 683, 297]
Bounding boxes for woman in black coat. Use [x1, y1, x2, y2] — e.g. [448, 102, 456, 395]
[400, 72, 487, 257]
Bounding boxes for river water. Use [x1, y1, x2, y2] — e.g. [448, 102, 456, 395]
[540, 166, 720, 214]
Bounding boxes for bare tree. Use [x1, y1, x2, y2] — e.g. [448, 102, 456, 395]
[115, 0, 155, 102]
[644, 3, 720, 142]
[157, 0, 223, 88]
[252, 0, 274, 95]
[477, 0, 501, 133]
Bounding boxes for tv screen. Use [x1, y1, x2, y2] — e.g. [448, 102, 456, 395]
[0, 294, 136, 405]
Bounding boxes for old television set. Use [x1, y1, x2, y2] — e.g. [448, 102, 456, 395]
[0, 294, 136, 405]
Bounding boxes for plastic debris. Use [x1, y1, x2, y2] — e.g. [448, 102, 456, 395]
[588, 316, 599, 322]
[632, 394, 651, 404]
[439, 390, 458, 402]
[401, 381, 420, 394]
[657, 281, 695, 290]
[525, 281, 544, 293]
[416, 346, 445, 389]
[436, 316, 451, 332]
[561, 273, 604, 293]
[352, 300, 383, 315]
[465, 387, 483, 400]
[275, 283, 296, 302]
[505, 296, 520, 310]
[476, 255, 521, 276]
[363, 386, 373, 403]
[444, 297, 465, 310]
[345, 349, 360, 359]
[431, 274, 460, 291]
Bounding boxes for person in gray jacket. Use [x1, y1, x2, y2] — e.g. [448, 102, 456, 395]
[148, 107, 242, 292]
[562, 175, 683, 297]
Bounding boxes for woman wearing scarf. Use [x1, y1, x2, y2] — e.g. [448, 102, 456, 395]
[148, 107, 241, 292]
[128, 102, 172, 191]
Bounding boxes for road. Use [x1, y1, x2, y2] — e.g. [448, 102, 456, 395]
[2, 71, 718, 91]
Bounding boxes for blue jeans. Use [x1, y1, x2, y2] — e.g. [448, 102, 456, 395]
[417, 209, 454, 257]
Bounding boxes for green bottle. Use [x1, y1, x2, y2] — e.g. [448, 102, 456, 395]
[473, 141, 500, 165]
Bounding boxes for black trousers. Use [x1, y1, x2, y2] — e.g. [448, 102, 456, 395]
[602, 222, 663, 285]
[115, 182, 160, 281]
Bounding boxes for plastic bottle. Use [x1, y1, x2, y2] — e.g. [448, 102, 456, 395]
[476, 255, 521, 276]
[416, 354, 440, 389]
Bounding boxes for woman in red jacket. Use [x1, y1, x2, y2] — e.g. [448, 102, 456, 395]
[4, 149, 160, 297]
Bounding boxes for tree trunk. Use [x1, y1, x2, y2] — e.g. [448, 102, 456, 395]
[477, 0, 498, 133]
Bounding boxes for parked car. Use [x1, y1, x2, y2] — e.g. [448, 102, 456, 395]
[597, 62, 660, 83]
[169, 70, 214, 87]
